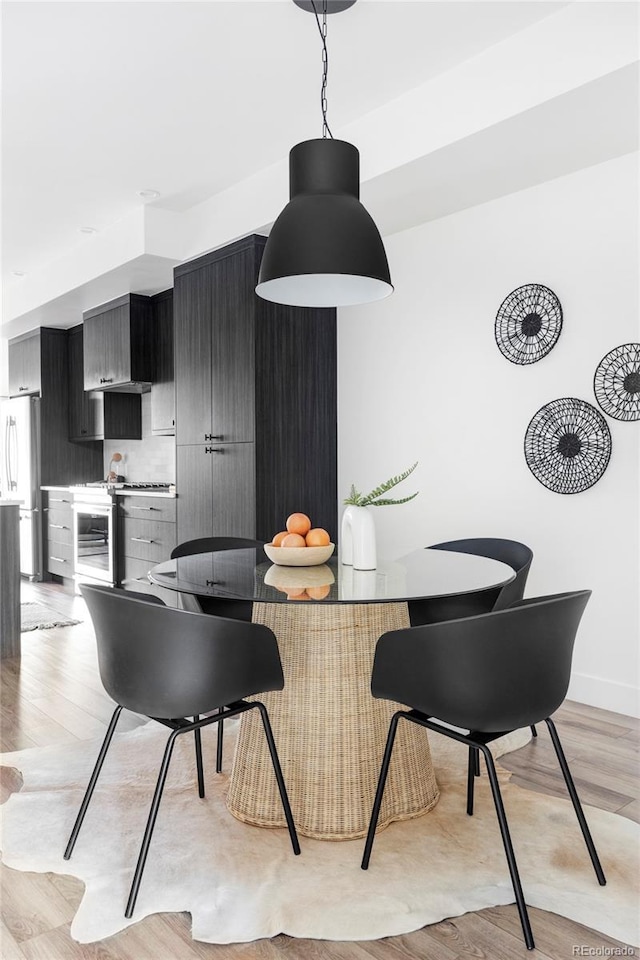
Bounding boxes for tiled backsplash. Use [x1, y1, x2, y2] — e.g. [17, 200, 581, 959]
[102, 394, 175, 482]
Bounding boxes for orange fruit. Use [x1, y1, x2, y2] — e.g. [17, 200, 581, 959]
[284, 587, 306, 598]
[286, 589, 310, 600]
[271, 531, 288, 546]
[281, 533, 306, 547]
[306, 583, 330, 600]
[286, 513, 311, 536]
[305, 528, 330, 547]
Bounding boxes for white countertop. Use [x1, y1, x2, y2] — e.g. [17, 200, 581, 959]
[115, 489, 176, 498]
[41, 485, 176, 498]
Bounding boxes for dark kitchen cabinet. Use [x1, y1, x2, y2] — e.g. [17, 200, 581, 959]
[83, 294, 155, 391]
[68, 325, 141, 441]
[117, 495, 177, 605]
[150, 289, 175, 435]
[8, 331, 42, 396]
[176, 442, 256, 544]
[174, 253, 254, 445]
[7, 327, 102, 488]
[174, 235, 337, 544]
[42, 489, 74, 580]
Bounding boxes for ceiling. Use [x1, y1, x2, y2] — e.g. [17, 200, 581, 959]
[1, 0, 637, 336]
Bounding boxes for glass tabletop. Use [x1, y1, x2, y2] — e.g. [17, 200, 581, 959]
[148, 546, 515, 604]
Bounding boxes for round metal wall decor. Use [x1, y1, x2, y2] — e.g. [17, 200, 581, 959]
[524, 397, 611, 494]
[495, 283, 563, 365]
[593, 343, 640, 422]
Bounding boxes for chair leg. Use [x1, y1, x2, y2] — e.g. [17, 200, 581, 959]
[545, 717, 606, 886]
[467, 746, 477, 815]
[361, 712, 402, 870]
[193, 716, 205, 798]
[254, 702, 300, 856]
[216, 711, 224, 773]
[125, 729, 180, 918]
[480, 744, 535, 951]
[64, 705, 123, 860]
[531, 725, 538, 738]
[474, 747, 480, 776]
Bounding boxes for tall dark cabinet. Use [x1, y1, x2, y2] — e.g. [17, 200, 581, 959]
[8, 328, 103, 485]
[150, 289, 175, 435]
[174, 235, 337, 544]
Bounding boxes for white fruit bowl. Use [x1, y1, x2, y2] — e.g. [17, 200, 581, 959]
[263, 543, 335, 567]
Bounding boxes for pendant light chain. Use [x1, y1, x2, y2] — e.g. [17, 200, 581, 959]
[310, 0, 334, 138]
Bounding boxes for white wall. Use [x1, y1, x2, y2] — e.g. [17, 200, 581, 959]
[338, 153, 640, 717]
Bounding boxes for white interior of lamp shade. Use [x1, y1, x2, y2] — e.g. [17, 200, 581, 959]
[255, 274, 394, 308]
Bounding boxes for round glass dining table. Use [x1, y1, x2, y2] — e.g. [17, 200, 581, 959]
[149, 547, 515, 841]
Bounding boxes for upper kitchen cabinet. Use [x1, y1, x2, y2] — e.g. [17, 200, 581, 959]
[83, 294, 155, 392]
[174, 243, 255, 446]
[174, 234, 337, 544]
[8, 330, 42, 396]
[68, 325, 142, 441]
[150, 289, 175, 435]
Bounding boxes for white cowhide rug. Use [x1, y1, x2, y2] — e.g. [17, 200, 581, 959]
[1, 719, 638, 946]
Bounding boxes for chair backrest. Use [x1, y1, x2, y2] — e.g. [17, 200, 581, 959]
[429, 537, 533, 610]
[80, 584, 284, 718]
[171, 537, 264, 560]
[372, 590, 590, 732]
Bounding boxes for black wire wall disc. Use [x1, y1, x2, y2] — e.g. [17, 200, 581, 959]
[593, 343, 640, 422]
[524, 398, 611, 494]
[495, 283, 563, 364]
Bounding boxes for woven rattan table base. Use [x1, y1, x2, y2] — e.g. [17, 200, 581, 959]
[226, 601, 440, 840]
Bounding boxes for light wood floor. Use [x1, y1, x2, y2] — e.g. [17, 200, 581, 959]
[1, 580, 638, 960]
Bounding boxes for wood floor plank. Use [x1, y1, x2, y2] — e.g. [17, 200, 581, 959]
[1, 866, 77, 944]
[411, 912, 554, 960]
[0, 919, 25, 960]
[616, 798, 640, 824]
[2, 581, 638, 960]
[17, 923, 118, 960]
[28, 695, 106, 740]
[480, 904, 640, 960]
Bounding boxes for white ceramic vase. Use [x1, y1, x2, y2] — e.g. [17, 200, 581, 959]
[340, 504, 377, 571]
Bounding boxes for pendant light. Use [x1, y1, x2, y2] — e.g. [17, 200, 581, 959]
[256, 0, 393, 308]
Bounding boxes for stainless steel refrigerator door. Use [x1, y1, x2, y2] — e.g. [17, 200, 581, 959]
[2, 397, 40, 508]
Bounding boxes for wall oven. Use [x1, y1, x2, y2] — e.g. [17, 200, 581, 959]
[71, 488, 116, 587]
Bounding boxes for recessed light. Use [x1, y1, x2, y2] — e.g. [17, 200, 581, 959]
[79, 226, 98, 235]
[137, 189, 161, 200]
[11, 270, 26, 278]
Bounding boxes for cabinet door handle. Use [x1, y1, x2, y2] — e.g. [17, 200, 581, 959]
[50, 523, 68, 529]
[50, 556, 67, 563]
[131, 537, 154, 544]
[129, 506, 156, 512]
[205, 434, 224, 441]
[205, 447, 223, 454]
[19, 386, 28, 392]
[99, 377, 113, 384]
[50, 497, 69, 503]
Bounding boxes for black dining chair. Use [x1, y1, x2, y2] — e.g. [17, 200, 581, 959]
[361, 591, 606, 952]
[170, 536, 264, 771]
[64, 584, 300, 919]
[409, 538, 537, 743]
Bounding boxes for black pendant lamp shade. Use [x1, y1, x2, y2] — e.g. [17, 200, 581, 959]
[256, 138, 393, 307]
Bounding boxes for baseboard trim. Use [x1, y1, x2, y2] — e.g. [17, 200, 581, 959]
[568, 671, 640, 719]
